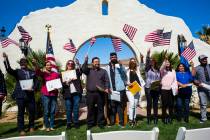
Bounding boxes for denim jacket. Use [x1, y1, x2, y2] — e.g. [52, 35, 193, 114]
[105, 64, 127, 91]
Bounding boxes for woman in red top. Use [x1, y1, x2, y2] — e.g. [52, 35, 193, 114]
[33, 60, 60, 132]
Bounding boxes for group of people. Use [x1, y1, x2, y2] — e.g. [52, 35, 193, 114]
[0, 50, 210, 135]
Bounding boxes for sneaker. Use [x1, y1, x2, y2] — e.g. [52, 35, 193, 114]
[46, 128, 50, 132]
[19, 131, 26, 136]
[199, 119, 207, 124]
[118, 125, 125, 128]
[50, 128, 56, 131]
[29, 128, 35, 133]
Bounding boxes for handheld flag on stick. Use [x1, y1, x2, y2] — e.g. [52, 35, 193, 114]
[63, 39, 77, 53]
[153, 31, 172, 47]
[111, 37, 122, 52]
[0, 37, 19, 48]
[45, 25, 58, 73]
[123, 24, 138, 42]
[87, 37, 96, 55]
[144, 29, 164, 42]
[17, 26, 32, 45]
[181, 41, 196, 61]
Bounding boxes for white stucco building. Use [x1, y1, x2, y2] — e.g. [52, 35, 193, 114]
[0, 0, 210, 71]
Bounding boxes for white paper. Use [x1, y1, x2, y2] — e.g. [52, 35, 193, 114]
[61, 70, 77, 82]
[109, 91, 121, 102]
[46, 78, 62, 92]
[201, 83, 210, 90]
[19, 79, 33, 90]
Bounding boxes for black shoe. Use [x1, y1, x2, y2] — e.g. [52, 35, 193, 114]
[66, 123, 71, 129]
[168, 118, 173, 124]
[87, 125, 93, 130]
[154, 118, 158, 125]
[74, 123, 80, 129]
[184, 117, 189, 123]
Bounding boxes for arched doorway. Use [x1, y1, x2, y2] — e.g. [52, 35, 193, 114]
[74, 35, 138, 65]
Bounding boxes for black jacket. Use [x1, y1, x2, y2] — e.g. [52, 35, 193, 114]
[0, 70, 7, 95]
[82, 60, 110, 92]
[4, 58, 37, 99]
[62, 69, 83, 99]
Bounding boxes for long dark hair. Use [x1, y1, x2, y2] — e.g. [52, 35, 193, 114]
[129, 58, 137, 71]
[176, 63, 188, 72]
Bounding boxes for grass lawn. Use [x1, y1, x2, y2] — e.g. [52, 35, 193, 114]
[0, 112, 210, 140]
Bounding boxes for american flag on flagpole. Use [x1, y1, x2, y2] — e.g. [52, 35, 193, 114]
[0, 37, 19, 48]
[181, 41, 196, 61]
[46, 31, 58, 73]
[17, 26, 32, 45]
[123, 24, 138, 42]
[90, 37, 96, 46]
[144, 29, 164, 42]
[153, 31, 172, 47]
[63, 39, 77, 53]
[111, 38, 122, 52]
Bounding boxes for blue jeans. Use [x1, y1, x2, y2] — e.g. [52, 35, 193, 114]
[65, 95, 80, 124]
[176, 94, 191, 119]
[42, 95, 57, 128]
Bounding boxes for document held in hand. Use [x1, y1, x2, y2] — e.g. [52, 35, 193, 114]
[19, 79, 34, 90]
[46, 78, 62, 92]
[61, 70, 77, 82]
[127, 81, 142, 95]
[109, 91, 121, 102]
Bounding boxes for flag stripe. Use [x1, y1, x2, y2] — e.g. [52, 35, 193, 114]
[17, 26, 32, 45]
[63, 39, 77, 53]
[181, 41, 196, 61]
[90, 37, 96, 46]
[144, 29, 163, 42]
[46, 31, 58, 73]
[123, 24, 137, 41]
[0, 37, 19, 48]
[111, 38, 122, 52]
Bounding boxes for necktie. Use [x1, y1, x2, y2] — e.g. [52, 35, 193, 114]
[204, 66, 210, 82]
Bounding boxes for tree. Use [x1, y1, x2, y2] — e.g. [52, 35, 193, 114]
[196, 25, 210, 45]
[151, 50, 180, 69]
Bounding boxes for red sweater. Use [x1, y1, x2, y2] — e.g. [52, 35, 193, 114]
[36, 69, 60, 96]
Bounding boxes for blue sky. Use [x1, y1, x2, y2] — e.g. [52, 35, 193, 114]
[0, 0, 209, 64]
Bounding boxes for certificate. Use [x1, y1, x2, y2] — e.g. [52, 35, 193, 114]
[201, 83, 210, 90]
[19, 79, 33, 90]
[127, 81, 142, 95]
[46, 78, 62, 92]
[109, 91, 121, 102]
[61, 70, 77, 82]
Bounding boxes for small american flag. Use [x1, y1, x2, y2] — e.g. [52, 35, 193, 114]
[63, 39, 77, 53]
[90, 37, 96, 46]
[46, 31, 58, 73]
[17, 26, 32, 45]
[111, 38, 122, 52]
[153, 31, 172, 47]
[181, 41, 196, 61]
[0, 37, 19, 48]
[144, 29, 164, 42]
[123, 24, 138, 42]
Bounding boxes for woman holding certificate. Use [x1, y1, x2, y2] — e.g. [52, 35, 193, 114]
[143, 49, 161, 125]
[62, 60, 83, 129]
[33, 59, 60, 132]
[176, 63, 195, 123]
[126, 58, 145, 126]
[3, 53, 36, 136]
